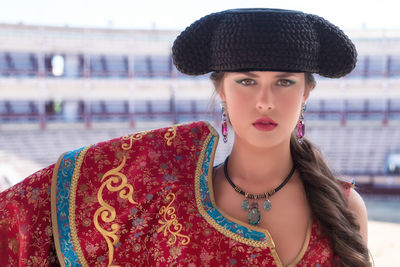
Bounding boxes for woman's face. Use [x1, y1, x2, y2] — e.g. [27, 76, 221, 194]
[218, 71, 312, 148]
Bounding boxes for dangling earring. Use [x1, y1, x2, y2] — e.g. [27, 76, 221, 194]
[221, 102, 228, 143]
[297, 103, 306, 144]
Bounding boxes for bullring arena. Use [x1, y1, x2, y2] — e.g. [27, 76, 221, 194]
[0, 23, 400, 266]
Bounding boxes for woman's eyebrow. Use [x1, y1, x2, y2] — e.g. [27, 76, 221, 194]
[236, 72, 259, 78]
[235, 72, 300, 78]
[274, 73, 299, 78]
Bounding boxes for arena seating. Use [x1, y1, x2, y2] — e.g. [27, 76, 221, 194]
[0, 52, 38, 77]
[1, 121, 399, 191]
[1, 50, 400, 191]
[307, 123, 400, 175]
[1, 98, 399, 124]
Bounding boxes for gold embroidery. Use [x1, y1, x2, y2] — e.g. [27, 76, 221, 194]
[121, 131, 148, 151]
[51, 152, 68, 267]
[157, 192, 191, 246]
[90, 129, 143, 266]
[164, 126, 177, 146]
[93, 156, 137, 267]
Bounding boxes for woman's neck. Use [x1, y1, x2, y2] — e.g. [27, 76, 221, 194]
[227, 134, 294, 194]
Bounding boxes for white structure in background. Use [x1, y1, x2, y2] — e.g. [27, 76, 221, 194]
[1, 24, 400, 190]
[0, 23, 400, 115]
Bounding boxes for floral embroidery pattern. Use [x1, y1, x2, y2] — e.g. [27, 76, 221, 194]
[157, 192, 190, 246]
[0, 165, 59, 266]
[0, 121, 342, 266]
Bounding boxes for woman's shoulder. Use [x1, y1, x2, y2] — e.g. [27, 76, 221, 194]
[337, 180, 367, 218]
[338, 179, 368, 244]
[338, 179, 354, 201]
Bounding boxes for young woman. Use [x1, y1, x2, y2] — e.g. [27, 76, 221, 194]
[210, 71, 369, 266]
[0, 8, 370, 266]
[172, 7, 370, 266]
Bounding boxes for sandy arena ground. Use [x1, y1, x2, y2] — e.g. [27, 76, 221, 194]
[368, 220, 400, 266]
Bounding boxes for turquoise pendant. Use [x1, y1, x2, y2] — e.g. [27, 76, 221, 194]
[263, 199, 272, 211]
[241, 199, 249, 210]
[248, 202, 261, 225]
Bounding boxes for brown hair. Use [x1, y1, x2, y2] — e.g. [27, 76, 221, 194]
[210, 71, 370, 266]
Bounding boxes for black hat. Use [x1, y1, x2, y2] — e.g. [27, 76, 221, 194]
[172, 8, 357, 78]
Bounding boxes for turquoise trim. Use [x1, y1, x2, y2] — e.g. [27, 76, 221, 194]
[55, 147, 84, 267]
[199, 136, 266, 242]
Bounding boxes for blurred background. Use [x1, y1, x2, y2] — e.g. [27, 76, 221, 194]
[0, 0, 399, 265]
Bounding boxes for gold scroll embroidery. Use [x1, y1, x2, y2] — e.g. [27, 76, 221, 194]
[121, 131, 148, 151]
[93, 130, 148, 266]
[157, 192, 190, 246]
[164, 126, 177, 146]
[93, 156, 138, 267]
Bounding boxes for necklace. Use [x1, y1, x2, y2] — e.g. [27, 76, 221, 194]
[223, 156, 296, 225]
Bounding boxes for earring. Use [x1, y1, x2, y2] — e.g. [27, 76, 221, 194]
[221, 102, 228, 143]
[297, 103, 306, 144]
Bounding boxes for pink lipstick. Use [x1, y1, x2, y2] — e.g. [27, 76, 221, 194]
[252, 117, 278, 132]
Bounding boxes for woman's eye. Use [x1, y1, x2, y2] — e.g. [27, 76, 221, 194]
[277, 79, 295, 87]
[237, 79, 256, 86]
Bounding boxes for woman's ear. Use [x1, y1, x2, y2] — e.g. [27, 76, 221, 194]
[302, 84, 314, 102]
[217, 86, 226, 102]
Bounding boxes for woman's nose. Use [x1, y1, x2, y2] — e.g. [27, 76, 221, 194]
[256, 87, 274, 111]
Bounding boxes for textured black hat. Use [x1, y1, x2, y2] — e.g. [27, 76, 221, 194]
[172, 8, 357, 78]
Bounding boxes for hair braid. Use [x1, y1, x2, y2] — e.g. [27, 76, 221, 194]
[290, 134, 371, 266]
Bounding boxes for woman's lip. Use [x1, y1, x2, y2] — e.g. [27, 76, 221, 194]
[253, 122, 278, 131]
[253, 117, 277, 125]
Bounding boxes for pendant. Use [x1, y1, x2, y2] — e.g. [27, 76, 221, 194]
[248, 202, 261, 225]
[241, 199, 249, 210]
[263, 199, 272, 211]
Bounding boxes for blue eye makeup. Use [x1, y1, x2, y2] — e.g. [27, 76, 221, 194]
[234, 78, 296, 87]
[277, 79, 295, 87]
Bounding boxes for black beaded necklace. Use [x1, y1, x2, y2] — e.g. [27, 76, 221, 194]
[223, 156, 296, 225]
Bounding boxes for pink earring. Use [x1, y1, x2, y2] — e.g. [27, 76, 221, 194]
[297, 103, 306, 144]
[221, 102, 228, 143]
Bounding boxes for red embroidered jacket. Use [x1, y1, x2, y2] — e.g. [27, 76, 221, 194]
[0, 121, 353, 266]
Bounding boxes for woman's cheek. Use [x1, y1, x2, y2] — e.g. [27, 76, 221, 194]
[279, 97, 302, 122]
[226, 93, 242, 111]
[227, 102, 240, 124]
